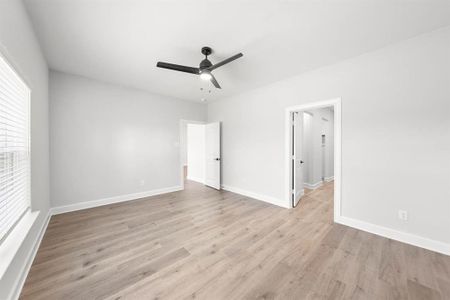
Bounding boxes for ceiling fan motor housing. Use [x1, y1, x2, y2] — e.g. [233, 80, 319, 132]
[200, 47, 213, 70]
[199, 58, 212, 70]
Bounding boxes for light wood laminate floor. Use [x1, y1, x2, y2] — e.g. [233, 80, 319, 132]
[21, 181, 450, 299]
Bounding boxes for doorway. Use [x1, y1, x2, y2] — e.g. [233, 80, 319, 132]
[291, 108, 334, 207]
[285, 98, 341, 221]
[186, 123, 206, 184]
[180, 120, 222, 190]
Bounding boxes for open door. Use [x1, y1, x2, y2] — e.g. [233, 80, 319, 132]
[205, 122, 221, 190]
[292, 112, 304, 207]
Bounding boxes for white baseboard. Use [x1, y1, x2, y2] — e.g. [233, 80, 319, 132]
[325, 176, 334, 182]
[222, 185, 289, 208]
[9, 211, 51, 300]
[186, 176, 204, 184]
[304, 181, 323, 190]
[335, 216, 450, 256]
[50, 186, 183, 215]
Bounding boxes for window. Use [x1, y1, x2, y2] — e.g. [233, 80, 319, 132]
[0, 55, 31, 242]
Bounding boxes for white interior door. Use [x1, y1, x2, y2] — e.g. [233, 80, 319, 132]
[205, 122, 221, 189]
[321, 134, 326, 181]
[293, 112, 304, 207]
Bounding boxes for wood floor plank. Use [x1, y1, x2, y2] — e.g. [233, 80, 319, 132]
[407, 279, 442, 300]
[20, 180, 450, 299]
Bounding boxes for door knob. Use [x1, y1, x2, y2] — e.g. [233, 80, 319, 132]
[215, 158, 221, 161]
[300, 160, 304, 164]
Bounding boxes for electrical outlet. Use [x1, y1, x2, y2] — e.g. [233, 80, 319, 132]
[398, 210, 408, 221]
[139, 179, 145, 186]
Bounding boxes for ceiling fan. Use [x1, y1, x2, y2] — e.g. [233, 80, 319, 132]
[156, 47, 243, 89]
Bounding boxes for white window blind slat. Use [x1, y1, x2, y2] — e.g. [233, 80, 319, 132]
[0, 192, 27, 220]
[0, 117, 27, 130]
[0, 201, 28, 238]
[0, 85, 26, 107]
[0, 86, 27, 105]
[0, 67, 28, 97]
[0, 99, 27, 125]
[0, 55, 30, 243]
[0, 167, 27, 178]
[0, 100, 27, 120]
[0, 175, 28, 197]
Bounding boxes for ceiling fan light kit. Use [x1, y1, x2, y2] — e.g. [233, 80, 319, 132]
[200, 70, 212, 81]
[156, 46, 243, 89]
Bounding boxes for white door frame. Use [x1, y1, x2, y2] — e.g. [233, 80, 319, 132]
[179, 119, 205, 190]
[284, 98, 341, 221]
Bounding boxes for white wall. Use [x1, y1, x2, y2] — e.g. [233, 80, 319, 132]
[325, 110, 334, 180]
[0, 0, 49, 299]
[302, 112, 313, 185]
[180, 123, 188, 167]
[50, 71, 206, 208]
[208, 26, 450, 247]
[187, 124, 206, 183]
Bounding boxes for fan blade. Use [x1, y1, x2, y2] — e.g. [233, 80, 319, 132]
[156, 62, 199, 74]
[210, 73, 221, 89]
[207, 53, 243, 71]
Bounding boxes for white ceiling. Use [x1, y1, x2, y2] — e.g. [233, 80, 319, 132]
[25, 0, 450, 102]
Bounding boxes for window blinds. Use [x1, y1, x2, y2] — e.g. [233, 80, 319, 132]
[0, 55, 30, 242]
